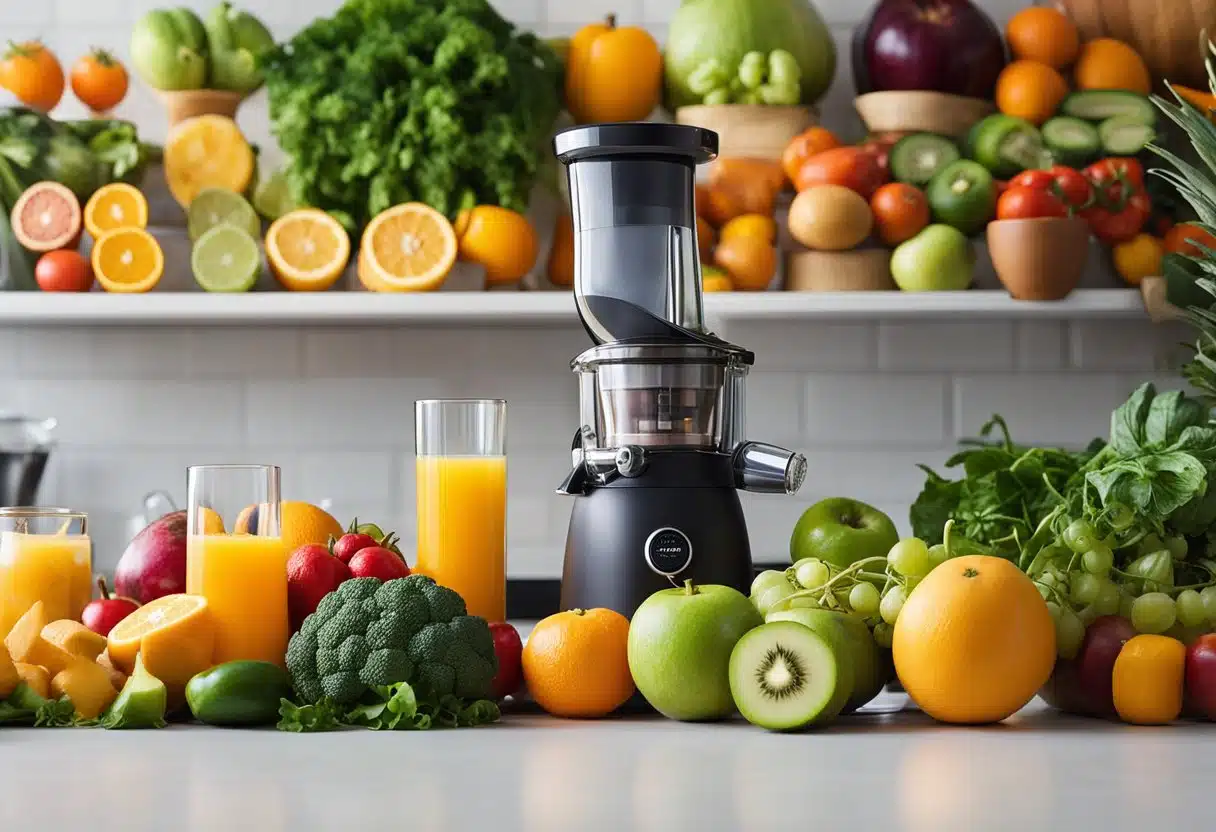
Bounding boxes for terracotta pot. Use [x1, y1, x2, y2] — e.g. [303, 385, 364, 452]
[987, 217, 1091, 301]
[784, 248, 897, 291]
[1060, 0, 1216, 92]
[853, 91, 994, 140]
[675, 105, 816, 162]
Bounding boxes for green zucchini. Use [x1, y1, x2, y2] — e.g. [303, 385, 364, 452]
[1041, 117, 1102, 166]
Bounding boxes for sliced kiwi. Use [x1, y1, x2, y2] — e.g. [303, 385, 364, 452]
[728, 621, 852, 731]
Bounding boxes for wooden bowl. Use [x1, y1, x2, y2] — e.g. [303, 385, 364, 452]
[156, 89, 248, 128]
[675, 105, 817, 161]
[853, 91, 994, 139]
[785, 248, 896, 291]
[987, 217, 1091, 301]
[1061, 0, 1216, 93]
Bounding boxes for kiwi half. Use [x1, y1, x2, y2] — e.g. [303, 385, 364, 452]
[729, 621, 851, 731]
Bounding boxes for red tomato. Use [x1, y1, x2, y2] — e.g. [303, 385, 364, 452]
[1085, 157, 1145, 190]
[1009, 166, 1092, 212]
[997, 186, 1069, 220]
[1083, 193, 1152, 244]
[35, 249, 92, 292]
[793, 146, 888, 198]
[489, 621, 523, 700]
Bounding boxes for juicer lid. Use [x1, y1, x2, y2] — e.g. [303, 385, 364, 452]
[554, 123, 718, 165]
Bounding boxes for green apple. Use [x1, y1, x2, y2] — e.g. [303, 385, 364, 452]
[790, 497, 899, 571]
[890, 224, 975, 291]
[627, 581, 762, 721]
[766, 607, 883, 712]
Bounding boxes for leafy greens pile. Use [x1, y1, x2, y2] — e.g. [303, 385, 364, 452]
[261, 0, 563, 234]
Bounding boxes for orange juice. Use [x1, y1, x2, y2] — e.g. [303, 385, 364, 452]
[0, 531, 92, 638]
[186, 534, 290, 665]
[416, 455, 507, 621]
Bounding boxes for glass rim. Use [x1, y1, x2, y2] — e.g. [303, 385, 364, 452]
[0, 506, 86, 519]
[186, 464, 282, 473]
[415, 398, 507, 406]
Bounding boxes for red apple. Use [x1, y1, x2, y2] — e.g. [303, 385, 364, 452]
[114, 510, 188, 604]
[1039, 659, 1090, 715]
[288, 544, 352, 631]
[1075, 615, 1138, 718]
[80, 577, 140, 637]
[348, 547, 411, 582]
[489, 621, 523, 700]
[1185, 633, 1216, 720]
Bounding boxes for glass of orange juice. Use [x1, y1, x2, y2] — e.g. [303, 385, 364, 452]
[0, 507, 91, 638]
[185, 464, 289, 666]
[415, 399, 507, 622]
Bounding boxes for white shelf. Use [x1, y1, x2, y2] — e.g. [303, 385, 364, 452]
[0, 289, 1145, 327]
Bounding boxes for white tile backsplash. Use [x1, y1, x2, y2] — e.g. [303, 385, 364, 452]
[3, 0, 1187, 578]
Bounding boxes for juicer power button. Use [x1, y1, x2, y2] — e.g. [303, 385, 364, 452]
[644, 527, 692, 577]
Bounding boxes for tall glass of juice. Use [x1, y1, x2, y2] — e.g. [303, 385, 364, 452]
[186, 465, 289, 665]
[0, 507, 90, 638]
[415, 399, 507, 622]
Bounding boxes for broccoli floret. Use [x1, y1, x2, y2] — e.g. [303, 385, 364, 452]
[285, 574, 499, 706]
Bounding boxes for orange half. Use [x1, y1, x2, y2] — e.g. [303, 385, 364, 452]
[106, 593, 214, 677]
[91, 227, 164, 293]
[84, 183, 149, 239]
[360, 202, 456, 292]
[265, 209, 351, 291]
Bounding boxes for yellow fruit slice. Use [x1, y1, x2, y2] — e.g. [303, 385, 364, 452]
[360, 202, 456, 292]
[163, 115, 255, 208]
[106, 594, 214, 685]
[91, 227, 164, 293]
[265, 209, 351, 291]
[83, 183, 148, 239]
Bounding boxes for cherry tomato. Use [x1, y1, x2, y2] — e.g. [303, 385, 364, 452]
[0, 41, 64, 112]
[35, 250, 93, 292]
[1163, 222, 1216, 257]
[70, 50, 128, 113]
[1081, 158, 1152, 244]
[870, 182, 930, 246]
[997, 185, 1069, 220]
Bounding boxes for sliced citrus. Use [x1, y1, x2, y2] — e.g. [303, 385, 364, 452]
[187, 187, 260, 242]
[265, 209, 351, 291]
[106, 593, 215, 677]
[360, 202, 456, 292]
[83, 183, 148, 240]
[252, 168, 297, 221]
[191, 224, 261, 292]
[11, 182, 81, 252]
[91, 227, 164, 293]
[163, 114, 255, 208]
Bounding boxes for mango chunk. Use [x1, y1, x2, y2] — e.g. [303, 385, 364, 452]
[51, 657, 118, 720]
[0, 644, 18, 699]
[42, 620, 107, 660]
[14, 663, 49, 699]
[5, 603, 79, 675]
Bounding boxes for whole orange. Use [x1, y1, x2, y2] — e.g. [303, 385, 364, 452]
[1005, 7, 1080, 69]
[713, 235, 777, 291]
[995, 60, 1069, 125]
[1074, 38, 1152, 95]
[522, 608, 634, 718]
[893, 555, 1055, 724]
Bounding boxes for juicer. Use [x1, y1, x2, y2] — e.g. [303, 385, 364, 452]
[553, 122, 807, 619]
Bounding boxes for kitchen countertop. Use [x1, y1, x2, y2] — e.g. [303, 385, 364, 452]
[3, 696, 1213, 831]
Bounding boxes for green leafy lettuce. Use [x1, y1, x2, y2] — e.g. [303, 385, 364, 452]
[261, 0, 562, 235]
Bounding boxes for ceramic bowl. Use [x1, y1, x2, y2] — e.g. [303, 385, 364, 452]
[784, 248, 897, 291]
[853, 91, 994, 139]
[987, 217, 1091, 301]
[675, 105, 817, 162]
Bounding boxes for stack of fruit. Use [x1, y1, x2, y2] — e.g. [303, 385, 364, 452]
[696, 158, 784, 292]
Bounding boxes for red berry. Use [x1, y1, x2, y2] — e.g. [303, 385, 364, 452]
[348, 547, 411, 582]
[332, 533, 379, 564]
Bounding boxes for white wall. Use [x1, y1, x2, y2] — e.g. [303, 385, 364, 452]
[1, 0, 1195, 575]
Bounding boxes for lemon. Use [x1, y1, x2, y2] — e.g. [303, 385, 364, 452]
[191, 224, 261, 292]
[164, 115, 255, 208]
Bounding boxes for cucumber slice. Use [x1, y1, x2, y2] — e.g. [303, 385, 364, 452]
[1060, 90, 1157, 126]
[1041, 116, 1101, 166]
[889, 133, 960, 186]
[1099, 115, 1156, 155]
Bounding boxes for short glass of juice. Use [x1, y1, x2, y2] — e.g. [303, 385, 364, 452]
[415, 399, 507, 622]
[185, 464, 289, 666]
[0, 507, 91, 639]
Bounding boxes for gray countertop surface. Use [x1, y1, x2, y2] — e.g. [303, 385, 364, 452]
[3, 696, 1214, 832]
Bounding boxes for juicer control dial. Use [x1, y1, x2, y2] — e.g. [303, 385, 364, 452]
[644, 527, 693, 577]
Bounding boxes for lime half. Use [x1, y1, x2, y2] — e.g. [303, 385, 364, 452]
[191, 225, 262, 292]
[188, 187, 261, 243]
[252, 169, 298, 222]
